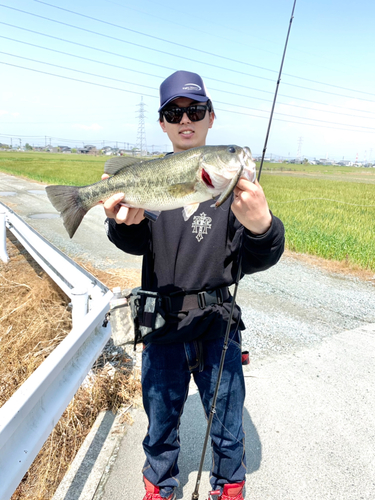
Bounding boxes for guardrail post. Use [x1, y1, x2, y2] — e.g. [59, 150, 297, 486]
[0, 210, 9, 263]
[71, 287, 89, 327]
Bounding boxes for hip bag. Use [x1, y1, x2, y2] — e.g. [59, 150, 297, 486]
[127, 286, 230, 345]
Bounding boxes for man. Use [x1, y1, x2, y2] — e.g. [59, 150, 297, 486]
[103, 70, 285, 500]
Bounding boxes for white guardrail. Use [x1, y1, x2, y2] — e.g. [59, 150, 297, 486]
[0, 202, 114, 500]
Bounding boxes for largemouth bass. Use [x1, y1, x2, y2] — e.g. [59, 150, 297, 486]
[45, 145, 256, 238]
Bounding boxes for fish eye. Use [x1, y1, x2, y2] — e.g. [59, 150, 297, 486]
[227, 146, 236, 153]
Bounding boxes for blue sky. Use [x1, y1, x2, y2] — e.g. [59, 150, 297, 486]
[0, 0, 374, 161]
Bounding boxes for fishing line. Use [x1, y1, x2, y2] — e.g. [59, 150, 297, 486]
[192, 4, 297, 498]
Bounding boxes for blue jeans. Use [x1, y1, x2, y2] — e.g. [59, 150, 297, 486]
[141, 330, 246, 497]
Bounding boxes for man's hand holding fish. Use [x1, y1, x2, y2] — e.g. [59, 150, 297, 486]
[101, 174, 145, 226]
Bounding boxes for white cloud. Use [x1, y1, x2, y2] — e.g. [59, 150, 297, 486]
[72, 123, 103, 131]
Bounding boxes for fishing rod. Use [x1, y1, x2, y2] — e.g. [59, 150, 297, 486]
[191, 1, 297, 499]
[258, 0, 297, 181]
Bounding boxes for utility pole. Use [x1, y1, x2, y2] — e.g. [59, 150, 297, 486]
[136, 97, 147, 156]
[297, 136, 303, 163]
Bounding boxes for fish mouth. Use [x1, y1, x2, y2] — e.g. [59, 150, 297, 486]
[201, 168, 215, 188]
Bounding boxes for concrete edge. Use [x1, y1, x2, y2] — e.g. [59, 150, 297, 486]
[52, 406, 133, 500]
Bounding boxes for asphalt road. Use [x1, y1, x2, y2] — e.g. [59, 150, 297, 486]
[2, 173, 375, 500]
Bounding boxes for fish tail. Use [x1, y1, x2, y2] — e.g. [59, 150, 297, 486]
[45, 185, 87, 238]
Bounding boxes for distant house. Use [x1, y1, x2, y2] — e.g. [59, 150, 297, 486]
[59, 146, 72, 153]
[77, 145, 98, 155]
[318, 158, 336, 165]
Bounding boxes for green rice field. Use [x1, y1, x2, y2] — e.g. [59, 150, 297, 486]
[1, 151, 375, 272]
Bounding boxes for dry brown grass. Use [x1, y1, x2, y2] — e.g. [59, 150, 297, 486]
[1, 231, 141, 499]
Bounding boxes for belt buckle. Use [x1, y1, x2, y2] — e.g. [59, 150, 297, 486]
[197, 291, 206, 309]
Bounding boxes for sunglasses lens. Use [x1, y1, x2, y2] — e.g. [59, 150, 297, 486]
[163, 109, 182, 123]
[163, 105, 207, 123]
[188, 106, 207, 121]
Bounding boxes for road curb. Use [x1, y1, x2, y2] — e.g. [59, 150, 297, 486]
[52, 407, 133, 500]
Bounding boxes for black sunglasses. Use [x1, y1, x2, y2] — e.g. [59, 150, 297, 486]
[162, 104, 209, 124]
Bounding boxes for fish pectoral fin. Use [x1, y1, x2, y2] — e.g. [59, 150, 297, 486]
[182, 203, 200, 221]
[168, 182, 196, 197]
[214, 165, 244, 208]
[104, 156, 143, 175]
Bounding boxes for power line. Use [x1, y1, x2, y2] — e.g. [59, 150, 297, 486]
[215, 100, 375, 129]
[0, 22, 175, 74]
[32, 0, 375, 98]
[1, 60, 374, 134]
[2, 50, 374, 131]
[0, 4, 276, 85]
[0, 35, 375, 119]
[0, 51, 158, 92]
[2, 23, 375, 115]
[214, 107, 375, 134]
[0, 35, 165, 81]
[0, 60, 158, 99]
[2, 4, 375, 102]
[32, 0, 279, 77]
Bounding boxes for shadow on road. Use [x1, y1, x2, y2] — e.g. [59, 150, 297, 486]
[176, 391, 261, 499]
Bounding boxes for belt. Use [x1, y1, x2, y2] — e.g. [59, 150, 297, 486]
[166, 286, 230, 313]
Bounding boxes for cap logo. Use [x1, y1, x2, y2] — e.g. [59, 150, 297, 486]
[182, 83, 202, 91]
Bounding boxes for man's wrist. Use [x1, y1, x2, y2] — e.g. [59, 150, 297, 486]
[245, 212, 272, 235]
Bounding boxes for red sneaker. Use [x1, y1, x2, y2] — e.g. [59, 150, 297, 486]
[142, 477, 176, 500]
[208, 481, 245, 500]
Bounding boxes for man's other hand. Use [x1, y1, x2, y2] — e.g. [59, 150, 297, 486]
[231, 178, 272, 235]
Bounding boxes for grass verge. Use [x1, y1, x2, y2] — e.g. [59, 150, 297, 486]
[1, 231, 141, 499]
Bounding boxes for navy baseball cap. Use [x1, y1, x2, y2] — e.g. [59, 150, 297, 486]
[159, 70, 210, 112]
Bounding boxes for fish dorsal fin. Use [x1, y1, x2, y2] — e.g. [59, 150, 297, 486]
[104, 156, 144, 175]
